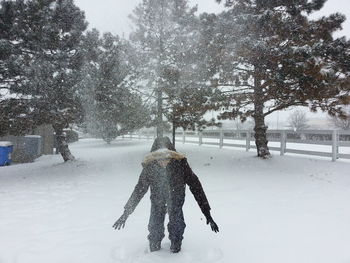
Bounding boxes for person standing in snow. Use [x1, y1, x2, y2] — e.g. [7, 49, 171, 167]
[113, 136, 219, 253]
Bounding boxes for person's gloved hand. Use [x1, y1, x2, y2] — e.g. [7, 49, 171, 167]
[206, 215, 219, 233]
[112, 213, 129, 230]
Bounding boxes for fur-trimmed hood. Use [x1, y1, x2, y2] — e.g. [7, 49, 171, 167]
[142, 149, 186, 165]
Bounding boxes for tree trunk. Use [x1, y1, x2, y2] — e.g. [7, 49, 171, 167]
[253, 110, 270, 158]
[172, 121, 176, 148]
[156, 89, 163, 138]
[253, 67, 271, 159]
[53, 124, 75, 162]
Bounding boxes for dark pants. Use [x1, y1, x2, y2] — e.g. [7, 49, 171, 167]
[148, 201, 186, 243]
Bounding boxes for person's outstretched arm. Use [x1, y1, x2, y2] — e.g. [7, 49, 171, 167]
[183, 160, 219, 233]
[113, 167, 150, 230]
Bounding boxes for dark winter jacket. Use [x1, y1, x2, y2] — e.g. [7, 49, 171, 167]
[123, 149, 211, 217]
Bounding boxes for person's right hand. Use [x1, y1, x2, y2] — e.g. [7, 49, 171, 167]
[112, 213, 128, 230]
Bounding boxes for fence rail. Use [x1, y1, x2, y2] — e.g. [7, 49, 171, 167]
[122, 129, 350, 162]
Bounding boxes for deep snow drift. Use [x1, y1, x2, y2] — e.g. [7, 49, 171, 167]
[0, 139, 349, 263]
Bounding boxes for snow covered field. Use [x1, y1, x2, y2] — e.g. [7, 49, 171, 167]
[1, 139, 350, 263]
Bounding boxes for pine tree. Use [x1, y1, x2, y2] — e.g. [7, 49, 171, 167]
[330, 106, 350, 130]
[79, 30, 150, 143]
[205, 0, 350, 158]
[1, 0, 31, 136]
[129, 0, 215, 142]
[0, 0, 87, 161]
[0, 1, 21, 91]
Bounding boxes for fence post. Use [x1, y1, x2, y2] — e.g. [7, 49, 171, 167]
[199, 131, 203, 146]
[280, 130, 286, 156]
[246, 131, 251, 152]
[219, 129, 224, 148]
[122, 134, 124, 139]
[332, 130, 338, 162]
[182, 130, 186, 144]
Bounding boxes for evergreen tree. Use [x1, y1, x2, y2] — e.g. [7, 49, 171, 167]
[80, 30, 150, 143]
[0, 0, 87, 161]
[0, 1, 21, 92]
[129, 0, 215, 142]
[0, 0, 32, 136]
[205, 0, 350, 158]
[330, 106, 350, 130]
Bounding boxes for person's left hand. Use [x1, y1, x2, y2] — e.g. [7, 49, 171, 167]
[206, 215, 219, 233]
[112, 213, 128, 230]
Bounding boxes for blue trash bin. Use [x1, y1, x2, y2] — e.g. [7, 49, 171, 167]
[0, 141, 14, 166]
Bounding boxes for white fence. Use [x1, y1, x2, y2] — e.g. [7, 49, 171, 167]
[123, 129, 350, 162]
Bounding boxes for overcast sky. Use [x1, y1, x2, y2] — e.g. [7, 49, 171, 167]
[74, 0, 350, 38]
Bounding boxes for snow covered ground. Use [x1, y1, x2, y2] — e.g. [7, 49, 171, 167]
[1, 138, 350, 263]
